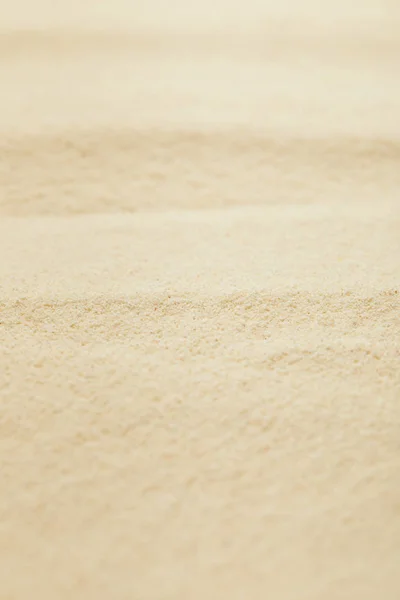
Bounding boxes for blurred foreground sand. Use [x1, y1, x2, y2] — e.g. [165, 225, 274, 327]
[0, 1, 399, 599]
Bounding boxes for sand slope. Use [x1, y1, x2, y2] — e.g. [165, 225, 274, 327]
[0, 1, 399, 599]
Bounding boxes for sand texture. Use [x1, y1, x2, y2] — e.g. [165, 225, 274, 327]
[1, 1, 399, 599]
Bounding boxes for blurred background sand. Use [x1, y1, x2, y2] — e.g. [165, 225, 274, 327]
[0, 1, 399, 599]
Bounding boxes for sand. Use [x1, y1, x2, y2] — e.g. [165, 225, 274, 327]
[0, 1, 399, 598]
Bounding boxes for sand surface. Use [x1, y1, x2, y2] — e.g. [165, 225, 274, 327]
[1, 1, 400, 598]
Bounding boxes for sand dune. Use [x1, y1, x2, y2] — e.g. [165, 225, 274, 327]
[0, 1, 399, 599]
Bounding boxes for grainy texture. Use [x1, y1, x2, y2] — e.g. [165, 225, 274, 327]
[0, 1, 399, 599]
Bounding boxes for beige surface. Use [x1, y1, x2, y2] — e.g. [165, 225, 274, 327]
[1, 1, 400, 599]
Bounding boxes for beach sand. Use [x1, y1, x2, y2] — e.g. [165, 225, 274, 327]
[0, 1, 399, 598]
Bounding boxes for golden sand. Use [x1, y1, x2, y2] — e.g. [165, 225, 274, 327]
[0, 1, 399, 598]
